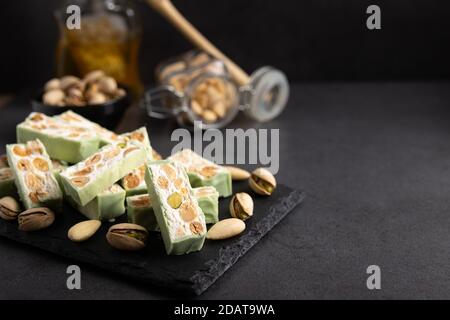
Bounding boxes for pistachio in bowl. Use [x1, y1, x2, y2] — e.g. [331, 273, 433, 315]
[32, 70, 130, 129]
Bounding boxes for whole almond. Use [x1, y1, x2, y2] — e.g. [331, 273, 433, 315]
[206, 218, 246, 240]
[68, 220, 101, 242]
[223, 166, 250, 181]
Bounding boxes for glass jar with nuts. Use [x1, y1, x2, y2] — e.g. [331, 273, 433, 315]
[145, 51, 238, 129]
[145, 50, 288, 129]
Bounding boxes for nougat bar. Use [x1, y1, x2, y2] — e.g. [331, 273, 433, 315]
[127, 186, 218, 232]
[68, 184, 126, 221]
[60, 140, 146, 206]
[16, 112, 100, 163]
[51, 159, 68, 189]
[193, 186, 219, 224]
[120, 128, 153, 196]
[55, 111, 120, 146]
[126, 194, 159, 232]
[145, 160, 206, 255]
[6, 140, 63, 210]
[168, 149, 232, 197]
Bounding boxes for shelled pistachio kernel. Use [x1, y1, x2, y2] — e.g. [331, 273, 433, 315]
[106, 223, 148, 251]
[167, 192, 182, 209]
[68, 220, 101, 242]
[0, 196, 21, 221]
[230, 192, 254, 221]
[18, 207, 55, 232]
[249, 168, 277, 196]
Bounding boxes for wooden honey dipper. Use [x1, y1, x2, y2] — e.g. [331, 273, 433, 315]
[146, 0, 289, 122]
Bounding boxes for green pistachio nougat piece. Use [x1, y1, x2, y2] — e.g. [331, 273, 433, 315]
[6, 140, 63, 210]
[193, 186, 219, 224]
[127, 186, 218, 232]
[126, 194, 159, 232]
[145, 160, 206, 255]
[68, 184, 126, 221]
[168, 149, 232, 197]
[55, 110, 120, 146]
[60, 140, 147, 206]
[51, 159, 68, 189]
[120, 127, 153, 196]
[16, 112, 100, 164]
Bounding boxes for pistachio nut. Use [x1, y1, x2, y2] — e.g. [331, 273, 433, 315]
[0, 196, 21, 221]
[60, 75, 81, 91]
[230, 192, 254, 221]
[223, 166, 250, 181]
[83, 70, 105, 84]
[44, 78, 61, 91]
[106, 223, 148, 251]
[206, 218, 245, 240]
[18, 207, 55, 232]
[87, 92, 107, 105]
[43, 89, 65, 105]
[0, 154, 8, 168]
[249, 168, 277, 196]
[97, 76, 117, 94]
[68, 220, 101, 242]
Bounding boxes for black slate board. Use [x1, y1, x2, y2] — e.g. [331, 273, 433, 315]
[0, 182, 303, 295]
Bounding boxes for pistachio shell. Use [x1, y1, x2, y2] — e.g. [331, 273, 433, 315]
[206, 218, 245, 240]
[0, 154, 8, 168]
[43, 89, 65, 105]
[87, 92, 107, 105]
[223, 166, 250, 180]
[60, 75, 81, 90]
[83, 70, 105, 84]
[230, 192, 253, 221]
[97, 76, 117, 94]
[18, 207, 55, 232]
[249, 168, 277, 196]
[44, 78, 61, 91]
[0, 196, 21, 221]
[106, 223, 148, 251]
[68, 220, 101, 242]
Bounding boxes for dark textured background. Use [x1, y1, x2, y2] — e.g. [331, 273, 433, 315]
[1, 0, 450, 92]
[1, 0, 450, 300]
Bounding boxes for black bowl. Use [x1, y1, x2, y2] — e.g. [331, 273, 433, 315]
[31, 88, 131, 130]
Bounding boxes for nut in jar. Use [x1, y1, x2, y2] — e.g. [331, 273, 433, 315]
[144, 50, 289, 129]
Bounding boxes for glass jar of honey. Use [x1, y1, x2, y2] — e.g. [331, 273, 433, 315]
[55, 0, 143, 97]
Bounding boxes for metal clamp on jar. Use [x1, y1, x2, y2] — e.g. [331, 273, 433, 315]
[142, 0, 290, 129]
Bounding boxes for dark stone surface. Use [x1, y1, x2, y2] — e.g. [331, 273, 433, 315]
[0, 184, 303, 296]
[1, 81, 450, 299]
